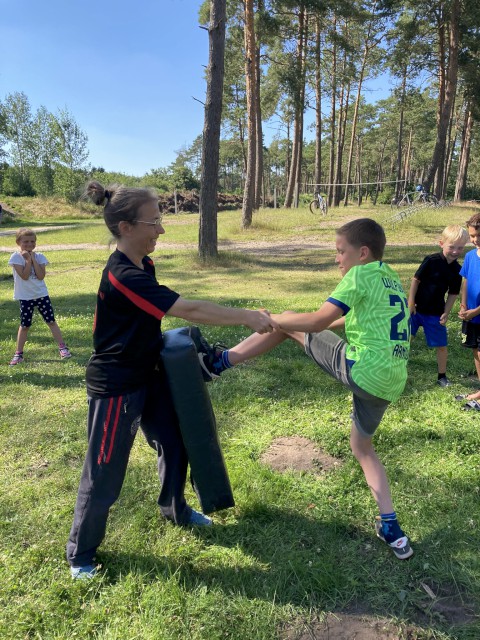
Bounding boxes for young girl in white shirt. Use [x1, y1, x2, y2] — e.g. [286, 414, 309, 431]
[8, 228, 71, 365]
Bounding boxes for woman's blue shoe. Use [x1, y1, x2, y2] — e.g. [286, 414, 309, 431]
[70, 564, 97, 579]
[188, 509, 213, 526]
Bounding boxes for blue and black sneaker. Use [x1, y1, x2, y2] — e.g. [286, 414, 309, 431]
[375, 517, 413, 560]
[188, 326, 228, 382]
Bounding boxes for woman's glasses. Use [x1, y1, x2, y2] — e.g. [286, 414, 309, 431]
[135, 217, 163, 227]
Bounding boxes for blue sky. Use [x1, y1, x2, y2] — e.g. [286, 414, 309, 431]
[0, 0, 209, 176]
[0, 0, 393, 178]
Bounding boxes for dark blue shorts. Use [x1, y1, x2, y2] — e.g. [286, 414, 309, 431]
[410, 312, 447, 347]
[19, 296, 55, 327]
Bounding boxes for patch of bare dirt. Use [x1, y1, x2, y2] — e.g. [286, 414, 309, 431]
[280, 584, 478, 640]
[413, 581, 478, 628]
[281, 613, 405, 639]
[260, 436, 341, 475]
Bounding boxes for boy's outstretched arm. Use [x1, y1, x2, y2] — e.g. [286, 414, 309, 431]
[272, 301, 343, 333]
[226, 303, 343, 366]
[327, 316, 346, 331]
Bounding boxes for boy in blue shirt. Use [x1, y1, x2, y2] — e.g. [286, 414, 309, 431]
[459, 213, 480, 385]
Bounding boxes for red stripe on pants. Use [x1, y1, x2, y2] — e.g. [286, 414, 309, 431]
[106, 396, 123, 463]
[97, 397, 123, 465]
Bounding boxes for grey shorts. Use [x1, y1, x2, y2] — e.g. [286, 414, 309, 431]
[304, 330, 390, 437]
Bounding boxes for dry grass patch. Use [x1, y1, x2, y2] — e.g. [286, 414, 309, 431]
[260, 436, 342, 475]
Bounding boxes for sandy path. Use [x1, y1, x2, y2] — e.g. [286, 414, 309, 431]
[0, 224, 432, 255]
[1, 239, 433, 256]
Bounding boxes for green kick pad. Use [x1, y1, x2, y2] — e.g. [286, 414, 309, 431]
[160, 327, 235, 514]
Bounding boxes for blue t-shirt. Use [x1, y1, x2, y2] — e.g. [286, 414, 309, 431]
[459, 249, 480, 325]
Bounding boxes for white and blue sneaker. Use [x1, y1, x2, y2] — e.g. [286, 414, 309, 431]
[70, 564, 98, 580]
[188, 509, 213, 526]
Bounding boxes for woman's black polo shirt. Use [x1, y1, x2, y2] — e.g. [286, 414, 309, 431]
[86, 250, 180, 398]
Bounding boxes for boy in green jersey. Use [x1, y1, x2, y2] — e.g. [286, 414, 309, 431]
[197, 218, 413, 560]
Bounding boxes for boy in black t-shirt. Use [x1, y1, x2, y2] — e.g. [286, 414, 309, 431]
[408, 225, 468, 387]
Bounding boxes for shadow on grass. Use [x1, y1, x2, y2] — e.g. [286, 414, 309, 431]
[96, 504, 478, 637]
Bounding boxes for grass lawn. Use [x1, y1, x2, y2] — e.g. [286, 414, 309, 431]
[0, 200, 479, 639]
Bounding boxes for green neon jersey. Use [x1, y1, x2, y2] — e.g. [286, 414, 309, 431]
[327, 261, 410, 402]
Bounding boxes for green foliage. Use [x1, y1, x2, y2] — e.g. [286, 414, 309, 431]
[0, 93, 90, 201]
[2, 166, 35, 196]
[377, 185, 394, 204]
[142, 167, 170, 191]
[170, 164, 200, 190]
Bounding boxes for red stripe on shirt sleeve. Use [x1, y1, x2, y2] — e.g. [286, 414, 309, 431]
[108, 271, 166, 320]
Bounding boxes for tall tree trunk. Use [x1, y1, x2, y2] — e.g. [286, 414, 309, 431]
[395, 69, 407, 199]
[284, 7, 307, 208]
[242, 0, 257, 229]
[454, 103, 474, 201]
[334, 74, 350, 206]
[424, 0, 460, 199]
[285, 119, 291, 192]
[443, 97, 461, 196]
[343, 66, 365, 206]
[254, 44, 264, 209]
[373, 135, 388, 204]
[327, 15, 337, 206]
[403, 127, 413, 189]
[314, 15, 322, 191]
[356, 136, 362, 206]
[198, 0, 226, 259]
[343, 12, 376, 207]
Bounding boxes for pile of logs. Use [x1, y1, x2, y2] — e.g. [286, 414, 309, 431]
[158, 192, 244, 214]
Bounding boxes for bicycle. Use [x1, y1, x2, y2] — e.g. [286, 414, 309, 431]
[390, 192, 413, 210]
[414, 190, 439, 206]
[309, 191, 328, 215]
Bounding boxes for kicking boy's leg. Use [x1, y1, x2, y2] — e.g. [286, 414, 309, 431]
[350, 423, 413, 559]
[227, 326, 304, 365]
[349, 425, 393, 514]
[194, 315, 305, 379]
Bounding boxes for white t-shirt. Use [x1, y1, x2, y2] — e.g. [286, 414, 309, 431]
[8, 251, 50, 300]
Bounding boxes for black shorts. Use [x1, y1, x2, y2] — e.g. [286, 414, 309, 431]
[461, 321, 480, 349]
[19, 296, 55, 327]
